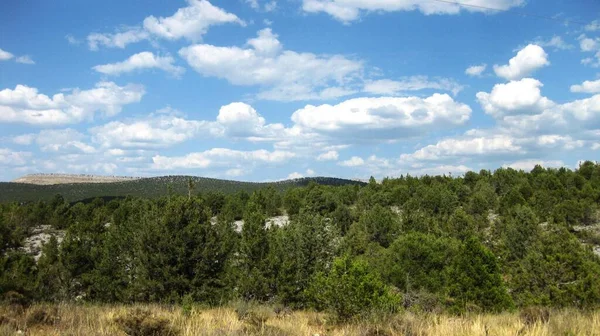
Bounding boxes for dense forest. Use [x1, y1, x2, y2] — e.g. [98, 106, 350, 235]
[2, 162, 600, 321]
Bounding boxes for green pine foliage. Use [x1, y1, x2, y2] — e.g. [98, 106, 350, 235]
[308, 255, 400, 321]
[1, 161, 600, 316]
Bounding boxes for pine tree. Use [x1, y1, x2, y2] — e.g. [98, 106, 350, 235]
[448, 236, 513, 312]
[237, 200, 270, 301]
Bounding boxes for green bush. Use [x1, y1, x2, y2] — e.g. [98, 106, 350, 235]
[114, 309, 177, 336]
[308, 256, 400, 322]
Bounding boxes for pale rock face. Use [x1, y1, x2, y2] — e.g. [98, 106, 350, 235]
[21, 225, 66, 261]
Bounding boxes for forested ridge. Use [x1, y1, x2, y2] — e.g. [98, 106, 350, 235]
[0, 175, 364, 203]
[2, 162, 600, 320]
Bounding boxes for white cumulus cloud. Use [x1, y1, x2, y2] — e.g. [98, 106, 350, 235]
[0, 82, 145, 126]
[291, 94, 471, 140]
[503, 159, 564, 171]
[400, 134, 524, 162]
[571, 79, 600, 94]
[586, 20, 600, 32]
[93, 52, 185, 77]
[476, 78, 555, 118]
[339, 156, 365, 167]
[317, 150, 339, 161]
[87, 0, 244, 50]
[152, 148, 295, 170]
[179, 28, 363, 101]
[287, 172, 304, 179]
[465, 64, 487, 77]
[0, 148, 30, 166]
[0, 48, 14, 61]
[90, 113, 209, 148]
[302, 0, 525, 22]
[493, 44, 549, 80]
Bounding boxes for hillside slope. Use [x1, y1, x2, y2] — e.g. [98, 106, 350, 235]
[1, 175, 365, 203]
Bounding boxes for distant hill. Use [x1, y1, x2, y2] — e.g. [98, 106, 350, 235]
[12, 173, 141, 185]
[0, 174, 365, 203]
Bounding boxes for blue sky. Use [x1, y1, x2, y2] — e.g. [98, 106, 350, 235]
[1, 0, 599, 181]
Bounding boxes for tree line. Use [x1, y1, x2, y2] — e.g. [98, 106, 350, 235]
[1, 162, 600, 319]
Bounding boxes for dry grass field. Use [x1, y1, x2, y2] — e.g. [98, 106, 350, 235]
[0, 304, 599, 336]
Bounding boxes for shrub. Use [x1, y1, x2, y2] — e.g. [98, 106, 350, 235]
[308, 256, 400, 322]
[3, 291, 28, 307]
[114, 309, 177, 336]
[233, 301, 271, 329]
[520, 307, 550, 326]
[181, 294, 193, 317]
[25, 306, 59, 326]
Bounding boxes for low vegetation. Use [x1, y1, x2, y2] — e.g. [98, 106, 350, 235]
[1, 304, 599, 336]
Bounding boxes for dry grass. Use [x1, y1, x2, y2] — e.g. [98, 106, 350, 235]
[0, 304, 598, 336]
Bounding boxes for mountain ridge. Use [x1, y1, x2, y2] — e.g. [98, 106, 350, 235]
[1, 174, 366, 203]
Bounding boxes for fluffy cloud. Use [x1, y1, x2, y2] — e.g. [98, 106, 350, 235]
[214, 102, 287, 140]
[88, 28, 150, 50]
[33, 129, 95, 153]
[90, 113, 208, 148]
[317, 150, 339, 161]
[0, 82, 145, 126]
[585, 20, 600, 31]
[93, 52, 185, 77]
[465, 64, 487, 77]
[152, 148, 295, 170]
[13, 129, 96, 154]
[287, 172, 304, 179]
[363, 76, 463, 96]
[476, 78, 554, 118]
[0, 49, 34, 64]
[494, 94, 600, 136]
[571, 79, 600, 94]
[84, 94, 472, 158]
[586, 20, 600, 32]
[476, 77, 600, 134]
[302, 0, 524, 22]
[291, 94, 471, 140]
[579, 35, 599, 52]
[493, 44, 549, 80]
[0, 148, 30, 166]
[0, 48, 14, 61]
[535, 135, 583, 150]
[578, 35, 600, 68]
[143, 0, 244, 41]
[502, 159, 564, 171]
[338, 156, 364, 167]
[88, 0, 243, 50]
[180, 28, 363, 101]
[400, 134, 523, 162]
[560, 93, 600, 122]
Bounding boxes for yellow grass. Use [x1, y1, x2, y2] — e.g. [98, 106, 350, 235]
[1, 304, 599, 336]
